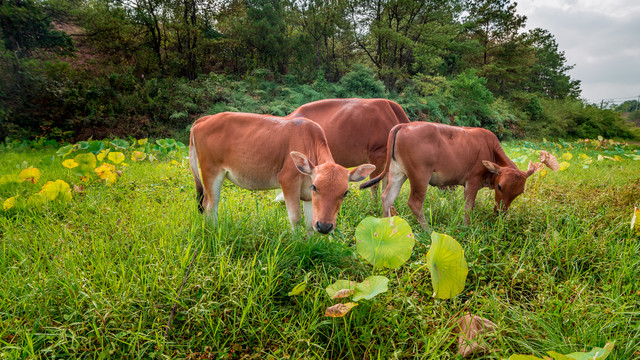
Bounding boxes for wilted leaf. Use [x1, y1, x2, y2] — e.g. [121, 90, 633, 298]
[40, 180, 72, 201]
[108, 152, 125, 164]
[62, 159, 79, 169]
[539, 151, 559, 172]
[456, 313, 497, 357]
[426, 232, 468, 299]
[131, 151, 147, 162]
[19, 167, 41, 183]
[332, 289, 354, 299]
[288, 281, 307, 296]
[352, 276, 389, 301]
[95, 163, 117, 184]
[562, 152, 573, 161]
[355, 216, 415, 269]
[3, 195, 18, 210]
[326, 280, 356, 299]
[73, 184, 84, 193]
[324, 302, 358, 317]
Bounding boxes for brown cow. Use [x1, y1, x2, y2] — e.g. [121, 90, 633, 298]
[189, 112, 375, 234]
[360, 122, 551, 228]
[288, 98, 410, 195]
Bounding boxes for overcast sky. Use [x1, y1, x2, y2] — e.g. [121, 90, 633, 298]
[516, 0, 640, 105]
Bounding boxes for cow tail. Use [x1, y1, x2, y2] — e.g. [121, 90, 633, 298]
[189, 126, 205, 213]
[388, 100, 410, 123]
[360, 124, 402, 189]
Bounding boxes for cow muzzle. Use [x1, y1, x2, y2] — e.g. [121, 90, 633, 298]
[315, 221, 334, 234]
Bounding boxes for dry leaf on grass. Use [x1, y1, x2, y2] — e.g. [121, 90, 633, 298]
[332, 289, 354, 299]
[324, 302, 358, 317]
[456, 313, 497, 357]
[539, 151, 559, 172]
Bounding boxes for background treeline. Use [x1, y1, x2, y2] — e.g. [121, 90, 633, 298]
[0, 0, 635, 142]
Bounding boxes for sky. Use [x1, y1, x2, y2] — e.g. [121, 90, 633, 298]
[516, 0, 640, 105]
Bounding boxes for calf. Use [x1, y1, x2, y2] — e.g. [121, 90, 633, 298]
[360, 122, 551, 228]
[189, 112, 375, 234]
[288, 98, 410, 195]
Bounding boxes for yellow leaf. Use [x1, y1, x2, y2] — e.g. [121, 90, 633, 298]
[325, 302, 358, 317]
[96, 149, 109, 162]
[614, 155, 622, 162]
[3, 195, 18, 210]
[562, 152, 573, 161]
[131, 151, 146, 162]
[40, 180, 72, 201]
[137, 138, 148, 145]
[95, 163, 116, 180]
[19, 167, 41, 183]
[108, 152, 125, 164]
[598, 135, 603, 141]
[559, 162, 571, 171]
[631, 207, 640, 232]
[62, 159, 79, 169]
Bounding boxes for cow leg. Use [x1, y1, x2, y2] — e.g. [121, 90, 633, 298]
[303, 200, 313, 233]
[463, 182, 480, 225]
[279, 182, 303, 230]
[381, 162, 407, 218]
[407, 172, 430, 230]
[202, 170, 225, 223]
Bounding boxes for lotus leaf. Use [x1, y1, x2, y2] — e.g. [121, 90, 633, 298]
[324, 302, 358, 318]
[3, 195, 18, 210]
[352, 276, 389, 301]
[355, 216, 415, 269]
[131, 151, 147, 162]
[62, 159, 79, 169]
[56, 144, 75, 158]
[137, 138, 148, 145]
[426, 232, 468, 299]
[97, 149, 109, 162]
[108, 152, 125, 164]
[74, 153, 97, 176]
[110, 139, 129, 149]
[40, 180, 72, 201]
[19, 168, 41, 183]
[326, 280, 356, 299]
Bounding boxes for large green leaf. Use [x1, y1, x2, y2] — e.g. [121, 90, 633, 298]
[74, 153, 97, 176]
[558, 342, 613, 360]
[110, 139, 130, 150]
[56, 144, 75, 158]
[509, 356, 543, 360]
[352, 276, 389, 301]
[426, 232, 468, 299]
[355, 216, 415, 269]
[326, 280, 356, 299]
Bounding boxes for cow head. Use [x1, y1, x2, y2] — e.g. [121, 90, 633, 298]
[482, 160, 542, 213]
[291, 151, 375, 234]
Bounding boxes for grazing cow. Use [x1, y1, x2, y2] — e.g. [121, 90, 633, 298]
[189, 112, 375, 234]
[288, 98, 410, 195]
[360, 122, 551, 228]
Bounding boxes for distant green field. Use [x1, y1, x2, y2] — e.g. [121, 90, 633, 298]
[1, 138, 639, 359]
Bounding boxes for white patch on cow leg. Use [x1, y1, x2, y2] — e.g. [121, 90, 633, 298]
[281, 191, 302, 230]
[381, 162, 406, 217]
[274, 191, 285, 203]
[206, 171, 226, 224]
[303, 200, 313, 232]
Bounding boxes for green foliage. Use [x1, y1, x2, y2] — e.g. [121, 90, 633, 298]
[426, 232, 468, 299]
[355, 216, 415, 269]
[337, 64, 386, 98]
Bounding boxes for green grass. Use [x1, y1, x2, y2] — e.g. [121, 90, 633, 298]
[1, 140, 639, 359]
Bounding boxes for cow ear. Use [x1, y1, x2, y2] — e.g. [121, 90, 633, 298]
[525, 161, 543, 177]
[290, 151, 315, 176]
[482, 160, 501, 174]
[348, 164, 376, 182]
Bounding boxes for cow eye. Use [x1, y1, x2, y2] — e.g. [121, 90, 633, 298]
[497, 183, 502, 191]
[311, 184, 317, 192]
[343, 190, 350, 197]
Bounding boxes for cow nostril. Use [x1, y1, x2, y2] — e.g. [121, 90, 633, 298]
[316, 221, 334, 234]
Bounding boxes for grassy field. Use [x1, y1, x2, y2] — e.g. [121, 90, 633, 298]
[1, 139, 639, 359]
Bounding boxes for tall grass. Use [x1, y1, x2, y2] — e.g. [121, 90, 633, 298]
[0, 142, 639, 359]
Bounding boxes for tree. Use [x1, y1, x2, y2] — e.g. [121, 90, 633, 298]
[526, 28, 581, 99]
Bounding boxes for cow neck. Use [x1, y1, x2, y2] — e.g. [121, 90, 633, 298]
[313, 143, 335, 166]
[492, 144, 518, 170]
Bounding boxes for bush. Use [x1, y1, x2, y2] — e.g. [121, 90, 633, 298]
[337, 64, 386, 98]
